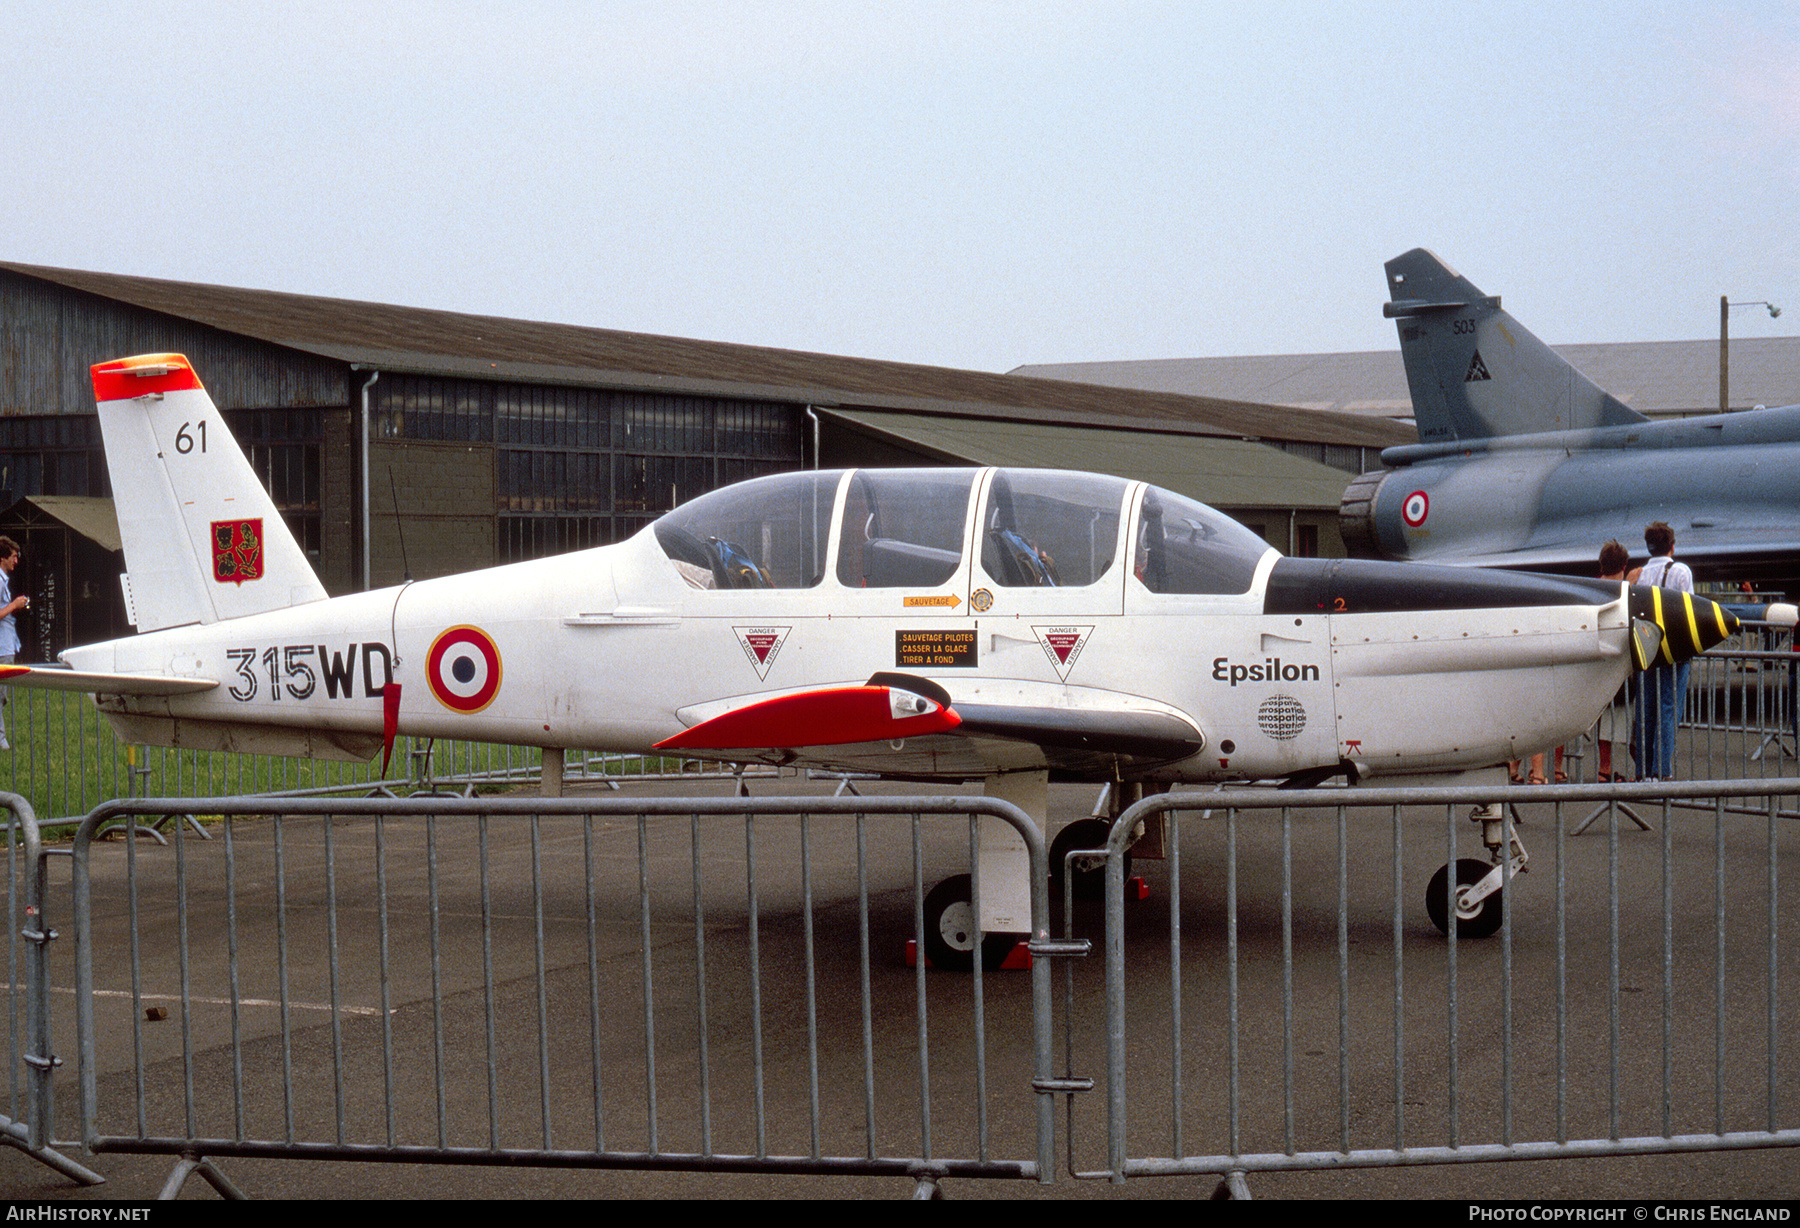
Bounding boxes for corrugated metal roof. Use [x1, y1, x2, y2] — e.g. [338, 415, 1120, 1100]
[1015, 338, 1800, 421]
[821, 409, 1352, 509]
[0, 261, 1410, 449]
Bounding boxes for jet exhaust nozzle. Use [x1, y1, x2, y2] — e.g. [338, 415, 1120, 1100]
[1628, 586, 1738, 667]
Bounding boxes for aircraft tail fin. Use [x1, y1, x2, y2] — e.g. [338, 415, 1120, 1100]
[1383, 249, 1645, 444]
[92, 354, 327, 632]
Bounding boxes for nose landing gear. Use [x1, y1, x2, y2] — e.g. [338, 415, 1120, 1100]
[1425, 801, 1528, 939]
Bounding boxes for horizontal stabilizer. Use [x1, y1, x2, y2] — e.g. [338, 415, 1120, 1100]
[97, 710, 380, 763]
[0, 664, 218, 696]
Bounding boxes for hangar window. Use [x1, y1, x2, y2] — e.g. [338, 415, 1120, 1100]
[654, 470, 842, 590]
[0, 417, 106, 500]
[374, 376, 495, 442]
[836, 470, 974, 589]
[1133, 486, 1271, 594]
[224, 409, 324, 568]
[980, 470, 1125, 587]
[612, 394, 798, 541]
[369, 376, 803, 563]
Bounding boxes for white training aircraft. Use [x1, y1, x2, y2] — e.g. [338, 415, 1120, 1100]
[2, 355, 1751, 965]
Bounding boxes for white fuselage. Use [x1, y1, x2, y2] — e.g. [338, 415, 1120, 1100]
[62, 489, 1634, 782]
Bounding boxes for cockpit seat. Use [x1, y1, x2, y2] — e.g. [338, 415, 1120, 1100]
[860, 538, 961, 588]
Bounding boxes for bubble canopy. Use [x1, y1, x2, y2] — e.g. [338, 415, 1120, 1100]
[651, 468, 1271, 594]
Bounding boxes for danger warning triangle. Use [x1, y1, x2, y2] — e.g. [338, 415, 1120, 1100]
[1033, 625, 1092, 680]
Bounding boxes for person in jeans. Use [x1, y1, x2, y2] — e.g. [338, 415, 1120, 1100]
[0, 538, 25, 751]
[1630, 522, 1693, 780]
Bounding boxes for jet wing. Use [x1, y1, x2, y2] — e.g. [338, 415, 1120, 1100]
[1405, 536, 1800, 595]
[0, 664, 219, 696]
[657, 673, 1205, 778]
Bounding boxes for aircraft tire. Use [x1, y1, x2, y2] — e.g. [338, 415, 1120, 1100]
[921, 874, 1015, 972]
[1425, 858, 1505, 939]
[1050, 818, 1130, 902]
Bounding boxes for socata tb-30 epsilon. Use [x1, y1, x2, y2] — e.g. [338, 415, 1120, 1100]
[1, 354, 1750, 963]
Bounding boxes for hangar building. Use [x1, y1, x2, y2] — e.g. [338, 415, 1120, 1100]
[0, 261, 1403, 661]
[1014, 338, 1800, 423]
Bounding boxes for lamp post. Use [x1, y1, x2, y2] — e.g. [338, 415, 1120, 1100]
[1720, 296, 1782, 413]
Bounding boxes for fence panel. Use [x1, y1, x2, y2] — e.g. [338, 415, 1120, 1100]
[0, 689, 756, 826]
[1092, 780, 1800, 1194]
[1542, 622, 1799, 787]
[1677, 633, 1798, 782]
[65, 795, 1055, 1197]
[0, 791, 102, 1185]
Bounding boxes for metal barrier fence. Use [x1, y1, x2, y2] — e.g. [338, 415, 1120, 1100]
[0, 791, 101, 1186]
[0, 686, 755, 826]
[1678, 628, 1797, 781]
[59, 795, 1056, 1198]
[5, 776, 1800, 1197]
[1511, 622, 1799, 789]
[1094, 779, 1800, 1196]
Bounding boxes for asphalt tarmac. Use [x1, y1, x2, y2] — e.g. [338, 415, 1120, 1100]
[2, 774, 1796, 1201]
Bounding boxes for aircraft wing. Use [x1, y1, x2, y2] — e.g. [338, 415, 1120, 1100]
[1414, 538, 1800, 591]
[656, 673, 1205, 777]
[0, 664, 219, 696]
[951, 704, 1204, 762]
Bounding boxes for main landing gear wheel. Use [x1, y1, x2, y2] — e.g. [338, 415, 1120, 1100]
[921, 874, 1016, 972]
[1425, 858, 1505, 939]
[1050, 818, 1130, 901]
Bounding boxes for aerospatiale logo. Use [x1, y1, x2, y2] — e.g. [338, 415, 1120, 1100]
[210, 518, 264, 585]
[735, 626, 791, 680]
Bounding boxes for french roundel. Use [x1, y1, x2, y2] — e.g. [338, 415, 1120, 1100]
[1402, 490, 1430, 528]
[427, 626, 503, 714]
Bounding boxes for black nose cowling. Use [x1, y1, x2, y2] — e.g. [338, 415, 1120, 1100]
[1628, 585, 1738, 667]
[1263, 560, 1738, 670]
[1264, 557, 1620, 616]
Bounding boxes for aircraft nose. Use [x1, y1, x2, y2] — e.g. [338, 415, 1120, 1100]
[1263, 557, 1620, 616]
[1628, 586, 1738, 667]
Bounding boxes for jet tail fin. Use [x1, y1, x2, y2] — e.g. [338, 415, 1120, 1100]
[1383, 249, 1645, 444]
[92, 354, 327, 632]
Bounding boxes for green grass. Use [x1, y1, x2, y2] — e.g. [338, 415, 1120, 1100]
[0, 688, 518, 824]
[0, 687, 719, 826]
[0, 687, 402, 823]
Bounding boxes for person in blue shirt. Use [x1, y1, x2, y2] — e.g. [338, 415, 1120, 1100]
[0, 537, 25, 751]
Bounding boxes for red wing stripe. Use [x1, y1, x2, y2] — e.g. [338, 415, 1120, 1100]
[657, 686, 959, 750]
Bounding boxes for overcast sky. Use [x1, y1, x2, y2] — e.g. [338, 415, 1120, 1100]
[4, 1, 1795, 374]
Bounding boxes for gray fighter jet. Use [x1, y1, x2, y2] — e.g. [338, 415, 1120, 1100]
[1340, 249, 1800, 589]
